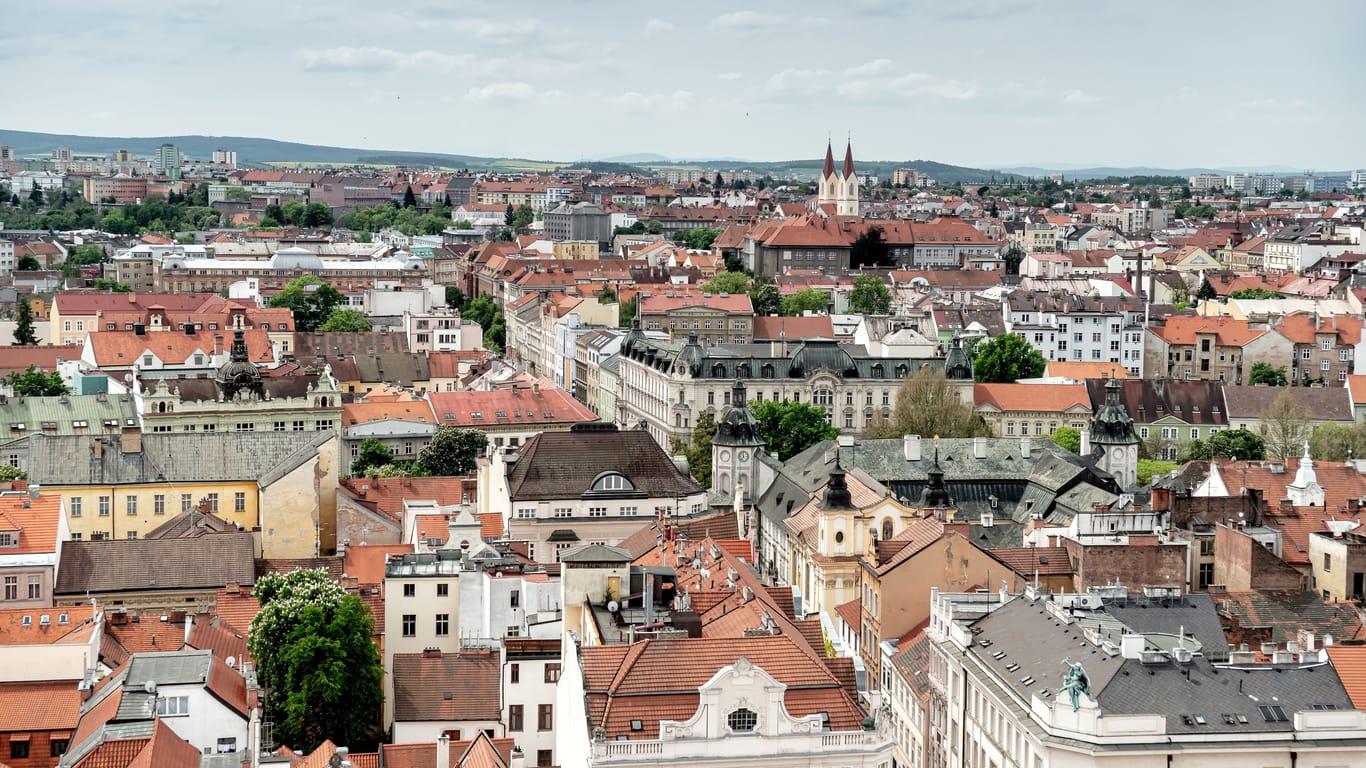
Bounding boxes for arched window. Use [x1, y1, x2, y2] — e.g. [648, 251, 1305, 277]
[882, 519, 894, 541]
[727, 708, 758, 732]
[590, 472, 635, 492]
[761, 363, 774, 379]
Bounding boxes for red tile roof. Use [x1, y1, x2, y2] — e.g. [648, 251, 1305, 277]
[85, 328, 273, 366]
[834, 598, 861, 633]
[212, 586, 261, 631]
[392, 650, 501, 722]
[0, 345, 84, 377]
[1045, 362, 1129, 380]
[343, 544, 414, 585]
[380, 738, 515, 768]
[640, 289, 754, 314]
[0, 680, 82, 730]
[428, 381, 597, 429]
[0, 494, 62, 555]
[1326, 645, 1366, 711]
[752, 315, 834, 341]
[342, 396, 436, 426]
[338, 477, 478, 523]
[0, 605, 96, 646]
[1150, 316, 1265, 347]
[974, 383, 1090, 412]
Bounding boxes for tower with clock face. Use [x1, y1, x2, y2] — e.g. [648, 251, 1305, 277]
[1089, 376, 1139, 489]
[711, 380, 765, 507]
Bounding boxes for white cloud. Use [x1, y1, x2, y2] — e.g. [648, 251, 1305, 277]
[717, 71, 743, 82]
[450, 18, 540, 44]
[465, 81, 538, 103]
[712, 10, 780, 30]
[845, 58, 893, 77]
[1062, 89, 1096, 104]
[295, 46, 470, 74]
[839, 70, 978, 101]
[766, 68, 830, 98]
[614, 90, 694, 113]
[644, 18, 674, 34]
[1177, 85, 1198, 100]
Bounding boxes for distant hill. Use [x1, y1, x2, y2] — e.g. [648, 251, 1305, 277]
[0, 128, 1016, 183]
[998, 164, 1344, 180]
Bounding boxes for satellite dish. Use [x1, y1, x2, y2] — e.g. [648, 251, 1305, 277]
[226, 656, 237, 669]
[607, 601, 620, 613]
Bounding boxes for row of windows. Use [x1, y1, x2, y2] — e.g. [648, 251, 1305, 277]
[1, 575, 42, 601]
[506, 703, 554, 732]
[69, 492, 243, 517]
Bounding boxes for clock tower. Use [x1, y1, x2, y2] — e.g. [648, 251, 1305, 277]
[216, 325, 265, 402]
[711, 379, 765, 508]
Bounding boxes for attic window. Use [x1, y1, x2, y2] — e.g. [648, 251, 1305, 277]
[0, 532, 16, 547]
[470, 412, 483, 419]
[629, 719, 644, 731]
[444, 413, 456, 420]
[41, 421, 57, 431]
[495, 411, 508, 418]
[591, 472, 634, 492]
[9, 423, 24, 431]
[72, 420, 88, 429]
[103, 419, 118, 428]
[727, 708, 758, 732]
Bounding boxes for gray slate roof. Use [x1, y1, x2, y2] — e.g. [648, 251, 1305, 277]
[55, 531, 256, 595]
[19, 429, 332, 487]
[0, 393, 138, 446]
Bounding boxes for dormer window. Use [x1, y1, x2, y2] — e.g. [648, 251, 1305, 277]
[727, 708, 758, 732]
[0, 531, 16, 547]
[591, 472, 634, 492]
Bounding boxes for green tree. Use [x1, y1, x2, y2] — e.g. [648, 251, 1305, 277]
[248, 570, 382, 753]
[1227, 288, 1284, 300]
[751, 399, 839, 461]
[319, 307, 371, 332]
[1309, 422, 1366, 462]
[445, 286, 466, 310]
[618, 295, 638, 328]
[12, 301, 37, 345]
[780, 288, 828, 316]
[304, 202, 334, 228]
[28, 187, 43, 206]
[402, 186, 417, 208]
[416, 426, 487, 476]
[670, 411, 717, 488]
[483, 312, 506, 352]
[1195, 277, 1217, 301]
[749, 282, 780, 317]
[16, 254, 41, 272]
[1259, 388, 1311, 461]
[504, 204, 515, 226]
[1248, 362, 1287, 387]
[973, 333, 1046, 383]
[1137, 459, 1178, 486]
[5, 365, 69, 396]
[0, 465, 27, 481]
[848, 275, 892, 315]
[355, 230, 373, 243]
[1050, 426, 1081, 454]
[264, 203, 285, 226]
[463, 295, 500, 330]
[1000, 244, 1025, 275]
[850, 226, 892, 269]
[674, 227, 721, 251]
[93, 278, 132, 293]
[350, 438, 393, 477]
[1185, 428, 1265, 460]
[864, 366, 992, 440]
[510, 204, 535, 230]
[268, 275, 345, 332]
[282, 200, 307, 227]
[702, 271, 751, 295]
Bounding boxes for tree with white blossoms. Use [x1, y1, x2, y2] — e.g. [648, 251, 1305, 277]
[247, 569, 382, 753]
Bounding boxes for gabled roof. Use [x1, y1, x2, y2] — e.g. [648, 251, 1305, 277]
[752, 315, 834, 341]
[392, 651, 501, 722]
[1148, 315, 1265, 347]
[0, 493, 61, 555]
[1222, 385, 1353, 422]
[56, 532, 256, 596]
[379, 737, 516, 768]
[0, 605, 96, 646]
[85, 328, 273, 366]
[428, 380, 596, 429]
[0, 680, 82, 730]
[974, 383, 1090, 413]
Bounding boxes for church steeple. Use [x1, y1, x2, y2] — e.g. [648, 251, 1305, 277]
[816, 138, 860, 217]
[842, 141, 856, 179]
[823, 141, 836, 179]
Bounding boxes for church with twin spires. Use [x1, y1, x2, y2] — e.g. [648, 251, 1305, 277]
[817, 139, 860, 216]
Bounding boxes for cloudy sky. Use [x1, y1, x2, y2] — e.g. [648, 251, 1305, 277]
[4, 0, 1362, 169]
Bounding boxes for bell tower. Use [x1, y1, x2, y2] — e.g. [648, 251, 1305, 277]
[711, 379, 765, 505]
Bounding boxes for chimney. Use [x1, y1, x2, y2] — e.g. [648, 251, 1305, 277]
[510, 747, 526, 768]
[120, 428, 142, 455]
[1021, 437, 1032, 458]
[128, 291, 137, 304]
[904, 434, 922, 462]
[436, 734, 451, 768]
[973, 437, 987, 459]
[1280, 497, 1294, 514]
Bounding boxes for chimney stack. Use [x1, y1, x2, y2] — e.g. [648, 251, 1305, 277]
[904, 434, 922, 462]
[1021, 437, 1032, 458]
[435, 734, 451, 768]
[973, 437, 987, 459]
[1080, 428, 1091, 456]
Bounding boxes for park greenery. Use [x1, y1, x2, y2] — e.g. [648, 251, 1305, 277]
[973, 333, 1046, 383]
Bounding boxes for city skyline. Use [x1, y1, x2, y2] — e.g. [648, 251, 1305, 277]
[2, 0, 1362, 170]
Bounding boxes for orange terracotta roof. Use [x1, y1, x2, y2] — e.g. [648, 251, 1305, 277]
[1151, 315, 1266, 347]
[1327, 645, 1366, 711]
[1345, 375, 1366, 406]
[834, 598, 861, 633]
[344, 544, 414, 585]
[380, 738, 515, 768]
[429, 380, 597, 429]
[124, 718, 201, 768]
[212, 586, 261, 631]
[0, 494, 62, 555]
[86, 328, 273, 366]
[752, 315, 834, 341]
[185, 616, 249, 665]
[105, 615, 187, 656]
[0, 680, 82, 730]
[0, 605, 96, 646]
[338, 476, 478, 522]
[481, 512, 504, 539]
[342, 397, 436, 426]
[974, 383, 1091, 412]
[1045, 362, 1129, 380]
[0, 345, 84, 376]
[1274, 313, 1363, 346]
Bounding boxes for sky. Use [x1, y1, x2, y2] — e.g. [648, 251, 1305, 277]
[3, 0, 1363, 170]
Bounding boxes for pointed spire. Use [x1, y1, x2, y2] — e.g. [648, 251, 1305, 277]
[823, 141, 836, 179]
[842, 140, 855, 179]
